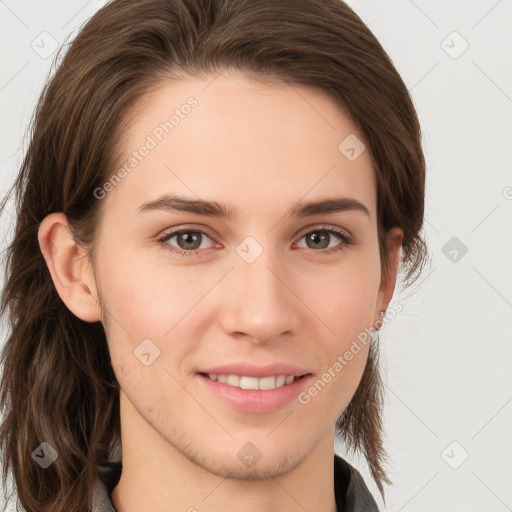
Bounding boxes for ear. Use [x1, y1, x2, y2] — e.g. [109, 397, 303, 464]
[37, 212, 102, 323]
[374, 226, 403, 326]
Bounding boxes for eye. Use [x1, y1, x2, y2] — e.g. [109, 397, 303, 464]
[295, 225, 353, 255]
[157, 224, 353, 257]
[157, 228, 218, 257]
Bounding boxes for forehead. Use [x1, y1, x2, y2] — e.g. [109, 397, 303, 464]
[101, 71, 376, 223]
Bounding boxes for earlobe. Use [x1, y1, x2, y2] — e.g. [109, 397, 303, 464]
[37, 212, 102, 323]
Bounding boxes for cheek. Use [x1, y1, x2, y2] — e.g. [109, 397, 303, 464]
[96, 252, 219, 376]
[297, 341, 370, 426]
[304, 265, 378, 407]
[98, 246, 214, 334]
[312, 263, 380, 344]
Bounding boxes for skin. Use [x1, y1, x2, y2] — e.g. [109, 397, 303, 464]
[38, 70, 402, 512]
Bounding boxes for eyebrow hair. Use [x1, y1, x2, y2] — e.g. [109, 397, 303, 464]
[137, 194, 370, 220]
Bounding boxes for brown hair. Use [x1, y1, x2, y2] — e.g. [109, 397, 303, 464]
[0, 0, 428, 510]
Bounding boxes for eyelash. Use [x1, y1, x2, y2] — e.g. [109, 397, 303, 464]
[156, 225, 353, 258]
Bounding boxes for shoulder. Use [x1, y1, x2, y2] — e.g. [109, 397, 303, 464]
[92, 461, 123, 512]
[1, 462, 123, 512]
[334, 454, 380, 512]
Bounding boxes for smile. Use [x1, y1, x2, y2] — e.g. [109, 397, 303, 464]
[202, 373, 304, 390]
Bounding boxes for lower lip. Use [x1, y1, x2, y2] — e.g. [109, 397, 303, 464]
[196, 373, 312, 413]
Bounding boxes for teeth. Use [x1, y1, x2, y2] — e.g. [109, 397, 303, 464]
[207, 373, 297, 390]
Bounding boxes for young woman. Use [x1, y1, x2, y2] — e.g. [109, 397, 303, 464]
[0, 0, 428, 511]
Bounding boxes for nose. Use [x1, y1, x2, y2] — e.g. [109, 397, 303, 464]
[218, 248, 302, 345]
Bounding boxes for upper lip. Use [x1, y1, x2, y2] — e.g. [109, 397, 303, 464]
[198, 363, 311, 378]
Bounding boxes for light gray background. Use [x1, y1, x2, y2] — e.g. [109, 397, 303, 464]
[1, 1, 511, 511]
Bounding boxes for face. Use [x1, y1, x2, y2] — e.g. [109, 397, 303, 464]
[85, 71, 392, 478]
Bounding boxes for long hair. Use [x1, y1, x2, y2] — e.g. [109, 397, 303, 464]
[0, 0, 428, 510]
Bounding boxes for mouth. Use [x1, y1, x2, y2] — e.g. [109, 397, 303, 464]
[196, 371, 313, 413]
[197, 372, 310, 390]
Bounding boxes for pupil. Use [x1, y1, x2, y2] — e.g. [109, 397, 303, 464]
[309, 232, 328, 249]
[179, 232, 201, 250]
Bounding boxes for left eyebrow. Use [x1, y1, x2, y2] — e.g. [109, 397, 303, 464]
[137, 194, 370, 220]
[289, 197, 370, 218]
